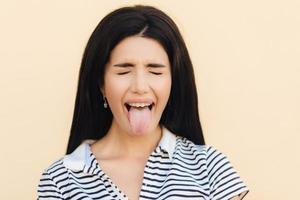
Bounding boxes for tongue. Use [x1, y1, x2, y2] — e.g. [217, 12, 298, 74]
[128, 106, 151, 134]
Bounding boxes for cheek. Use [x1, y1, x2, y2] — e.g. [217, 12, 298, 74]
[104, 75, 128, 104]
[152, 76, 172, 104]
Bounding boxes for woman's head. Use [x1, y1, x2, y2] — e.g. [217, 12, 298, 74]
[102, 35, 172, 137]
[67, 5, 205, 154]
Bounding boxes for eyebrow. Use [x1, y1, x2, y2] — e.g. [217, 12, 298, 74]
[113, 62, 166, 68]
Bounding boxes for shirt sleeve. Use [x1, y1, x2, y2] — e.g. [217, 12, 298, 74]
[37, 169, 64, 199]
[206, 146, 249, 200]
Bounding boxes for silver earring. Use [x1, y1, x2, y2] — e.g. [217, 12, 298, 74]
[103, 96, 108, 108]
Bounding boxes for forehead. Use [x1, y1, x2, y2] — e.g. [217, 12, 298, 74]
[108, 36, 169, 64]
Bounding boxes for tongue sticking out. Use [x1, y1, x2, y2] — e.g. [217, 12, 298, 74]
[128, 106, 151, 135]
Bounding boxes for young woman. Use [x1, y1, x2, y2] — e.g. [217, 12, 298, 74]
[38, 5, 249, 200]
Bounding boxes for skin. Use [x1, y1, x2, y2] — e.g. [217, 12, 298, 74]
[90, 35, 244, 200]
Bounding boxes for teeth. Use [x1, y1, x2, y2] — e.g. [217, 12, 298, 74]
[127, 102, 152, 108]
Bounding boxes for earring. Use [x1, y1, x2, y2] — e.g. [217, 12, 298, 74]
[103, 96, 108, 108]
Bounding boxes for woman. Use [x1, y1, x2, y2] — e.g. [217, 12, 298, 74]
[38, 5, 249, 200]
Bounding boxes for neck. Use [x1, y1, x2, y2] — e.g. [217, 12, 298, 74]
[92, 121, 162, 159]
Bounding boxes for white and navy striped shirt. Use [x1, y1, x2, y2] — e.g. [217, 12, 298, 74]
[38, 126, 249, 199]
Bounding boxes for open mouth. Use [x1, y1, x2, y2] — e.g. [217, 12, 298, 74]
[124, 103, 154, 112]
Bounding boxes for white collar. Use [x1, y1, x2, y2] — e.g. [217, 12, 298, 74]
[63, 126, 177, 171]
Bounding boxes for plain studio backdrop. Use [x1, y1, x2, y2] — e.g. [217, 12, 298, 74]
[0, 0, 299, 199]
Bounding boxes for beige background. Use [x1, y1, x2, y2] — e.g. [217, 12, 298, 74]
[1, 0, 299, 199]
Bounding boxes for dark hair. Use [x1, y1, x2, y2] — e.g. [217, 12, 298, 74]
[66, 5, 205, 154]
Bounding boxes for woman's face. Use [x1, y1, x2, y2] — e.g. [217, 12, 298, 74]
[101, 35, 171, 136]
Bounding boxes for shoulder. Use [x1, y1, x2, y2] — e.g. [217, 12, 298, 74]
[42, 157, 66, 175]
[37, 157, 67, 199]
[39, 157, 69, 185]
[194, 144, 230, 165]
[193, 144, 237, 180]
[38, 141, 92, 190]
[180, 139, 234, 166]
[183, 140, 249, 200]
[176, 136, 224, 160]
[175, 137, 231, 171]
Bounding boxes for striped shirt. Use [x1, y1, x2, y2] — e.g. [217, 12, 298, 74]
[38, 126, 249, 199]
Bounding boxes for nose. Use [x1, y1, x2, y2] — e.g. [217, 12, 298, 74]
[130, 70, 149, 94]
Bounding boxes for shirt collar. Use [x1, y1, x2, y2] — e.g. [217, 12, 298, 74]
[63, 126, 177, 171]
[158, 126, 177, 158]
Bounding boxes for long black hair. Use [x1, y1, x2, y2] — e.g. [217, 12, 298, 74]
[66, 5, 205, 154]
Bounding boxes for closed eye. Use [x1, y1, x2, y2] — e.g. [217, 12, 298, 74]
[150, 72, 162, 75]
[117, 72, 130, 75]
[117, 72, 162, 75]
